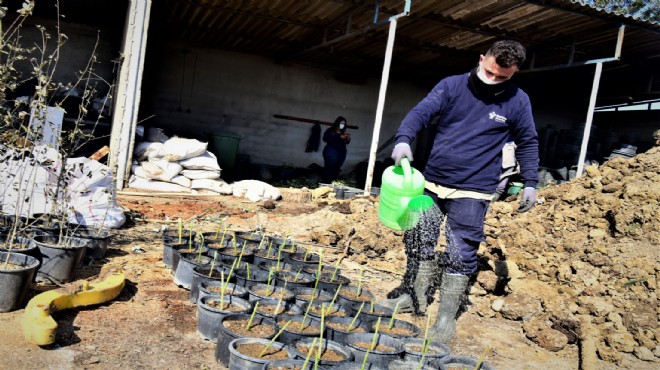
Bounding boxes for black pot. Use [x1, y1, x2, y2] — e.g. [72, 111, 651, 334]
[287, 252, 321, 268]
[345, 333, 405, 369]
[337, 286, 375, 308]
[32, 235, 87, 284]
[216, 313, 278, 368]
[235, 267, 270, 288]
[401, 337, 450, 367]
[368, 318, 421, 340]
[325, 315, 369, 344]
[162, 229, 196, 244]
[292, 287, 334, 308]
[190, 264, 233, 304]
[247, 283, 295, 303]
[275, 314, 324, 345]
[171, 244, 206, 274]
[200, 231, 234, 248]
[0, 251, 40, 312]
[198, 280, 248, 304]
[197, 295, 252, 342]
[257, 261, 301, 276]
[174, 252, 212, 290]
[316, 272, 351, 293]
[162, 242, 186, 270]
[72, 227, 113, 260]
[228, 337, 292, 370]
[350, 302, 393, 322]
[303, 300, 352, 320]
[253, 298, 303, 320]
[0, 235, 41, 262]
[274, 270, 315, 290]
[289, 337, 354, 367]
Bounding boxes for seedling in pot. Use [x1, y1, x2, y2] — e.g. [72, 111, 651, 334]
[318, 303, 325, 363]
[276, 247, 283, 271]
[348, 302, 365, 332]
[313, 251, 324, 290]
[188, 221, 194, 248]
[265, 270, 275, 295]
[235, 240, 247, 266]
[259, 320, 292, 358]
[275, 280, 288, 315]
[388, 301, 400, 330]
[329, 260, 341, 283]
[418, 310, 434, 370]
[327, 284, 342, 313]
[221, 259, 238, 301]
[245, 302, 260, 330]
[300, 292, 315, 331]
[266, 240, 274, 258]
[197, 234, 205, 262]
[208, 250, 218, 277]
[361, 317, 381, 369]
[356, 266, 364, 296]
[178, 218, 183, 243]
[301, 337, 318, 370]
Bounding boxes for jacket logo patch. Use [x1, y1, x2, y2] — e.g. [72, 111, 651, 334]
[489, 111, 507, 123]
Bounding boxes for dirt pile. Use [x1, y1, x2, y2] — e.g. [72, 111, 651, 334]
[481, 146, 659, 364]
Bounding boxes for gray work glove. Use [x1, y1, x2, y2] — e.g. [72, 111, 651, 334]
[518, 187, 537, 212]
[391, 143, 413, 166]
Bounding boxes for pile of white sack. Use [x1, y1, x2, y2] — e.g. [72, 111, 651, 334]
[129, 136, 282, 202]
[0, 144, 126, 228]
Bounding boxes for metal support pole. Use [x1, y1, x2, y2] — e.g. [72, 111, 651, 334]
[363, 18, 398, 195]
[576, 62, 603, 178]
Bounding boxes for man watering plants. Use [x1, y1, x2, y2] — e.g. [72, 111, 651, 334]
[382, 40, 539, 343]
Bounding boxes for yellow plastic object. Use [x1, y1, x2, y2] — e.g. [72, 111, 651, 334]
[22, 267, 125, 346]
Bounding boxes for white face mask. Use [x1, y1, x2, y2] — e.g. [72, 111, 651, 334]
[477, 63, 504, 85]
[339, 123, 345, 130]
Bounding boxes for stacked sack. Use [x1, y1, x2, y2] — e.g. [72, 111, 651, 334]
[129, 136, 233, 194]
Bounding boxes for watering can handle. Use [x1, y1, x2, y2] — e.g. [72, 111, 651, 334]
[400, 157, 413, 187]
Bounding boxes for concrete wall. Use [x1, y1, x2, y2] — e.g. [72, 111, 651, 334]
[139, 43, 427, 174]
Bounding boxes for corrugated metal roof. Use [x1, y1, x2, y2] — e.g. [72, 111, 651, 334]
[149, 0, 660, 79]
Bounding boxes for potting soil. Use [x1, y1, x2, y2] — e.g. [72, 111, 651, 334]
[294, 345, 349, 361]
[236, 343, 290, 360]
[224, 320, 276, 338]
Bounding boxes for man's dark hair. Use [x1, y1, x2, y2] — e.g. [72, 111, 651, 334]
[486, 40, 526, 68]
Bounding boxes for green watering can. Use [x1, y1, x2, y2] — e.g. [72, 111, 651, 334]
[378, 157, 435, 230]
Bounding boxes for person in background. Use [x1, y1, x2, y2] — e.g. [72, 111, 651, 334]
[654, 129, 660, 146]
[382, 40, 539, 343]
[322, 116, 351, 183]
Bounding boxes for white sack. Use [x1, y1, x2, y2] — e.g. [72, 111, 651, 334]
[128, 176, 192, 193]
[136, 160, 183, 182]
[179, 151, 221, 171]
[181, 169, 221, 180]
[160, 137, 208, 161]
[231, 180, 282, 202]
[191, 179, 232, 194]
[67, 187, 126, 228]
[170, 175, 192, 188]
[133, 141, 164, 161]
[66, 157, 113, 192]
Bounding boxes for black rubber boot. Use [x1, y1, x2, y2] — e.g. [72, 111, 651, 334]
[382, 258, 438, 315]
[427, 273, 469, 343]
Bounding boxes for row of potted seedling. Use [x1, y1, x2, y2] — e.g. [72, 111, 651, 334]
[160, 225, 454, 370]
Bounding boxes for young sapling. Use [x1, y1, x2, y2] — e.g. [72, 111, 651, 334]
[259, 320, 292, 358]
[348, 302, 365, 332]
[208, 250, 218, 277]
[388, 301, 401, 330]
[245, 302, 260, 330]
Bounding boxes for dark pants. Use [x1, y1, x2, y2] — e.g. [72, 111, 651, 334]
[322, 146, 346, 183]
[421, 190, 489, 275]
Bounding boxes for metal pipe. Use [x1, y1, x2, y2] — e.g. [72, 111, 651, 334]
[522, 24, 625, 73]
[363, 0, 411, 195]
[576, 62, 603, 178]
[363, 19, 398, 196]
